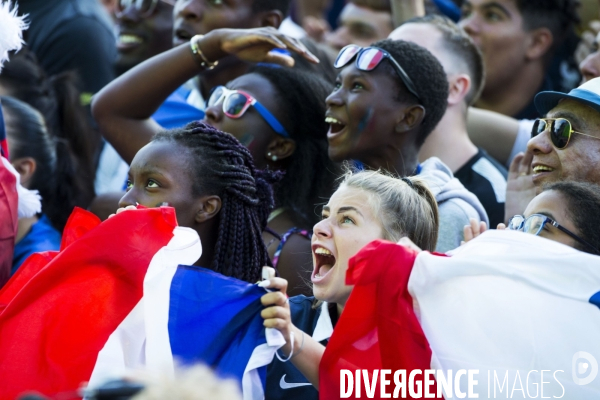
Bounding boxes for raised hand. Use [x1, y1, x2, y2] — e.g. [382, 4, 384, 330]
[259, 267, 295, 355]
[505, 150, 537, 224]
[201, 27, 320, 68]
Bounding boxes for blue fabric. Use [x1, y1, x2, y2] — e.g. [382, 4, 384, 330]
[168, 265, 270, 385]
[152, 86, 205, 129]
[432, 0, 462, 22]
[590, 291, 600, 310]
[266, 296, 322, 400]
[12, 215, 61, 275]
[0, 102, 6, 158]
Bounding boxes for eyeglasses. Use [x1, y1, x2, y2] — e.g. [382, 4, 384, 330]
[206, 86, 290, 138]
[333, 44, 420, 101]
[531, 118, 600, 149]
[115, 0, 176, 18]
[508, 214, 598, 254]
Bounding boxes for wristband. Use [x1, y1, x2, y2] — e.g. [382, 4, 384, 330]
[189, 35, 219, 70]
[290, 331, 305, 359]
[276, 331, 295, 362]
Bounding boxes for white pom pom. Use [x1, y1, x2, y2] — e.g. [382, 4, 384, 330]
[1, 156, 41, 218]
[0, 1, 28, 72]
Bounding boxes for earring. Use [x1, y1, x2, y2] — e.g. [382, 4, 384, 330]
[267, 152, 277, 162]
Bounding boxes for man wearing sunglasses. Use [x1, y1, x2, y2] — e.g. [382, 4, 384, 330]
[506, 76, 600, 222]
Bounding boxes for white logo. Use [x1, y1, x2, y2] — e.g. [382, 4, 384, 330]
[572, 351, 598, 385]
[279, 374, 312, 389]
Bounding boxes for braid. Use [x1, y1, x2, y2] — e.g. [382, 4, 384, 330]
[154, 122, 279, 283]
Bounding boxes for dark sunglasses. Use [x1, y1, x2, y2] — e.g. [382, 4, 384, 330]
[333, 44, 420, 101]
[508, 214, 598, 254]
[115, 0, 176, 18]
[207, 86, 289, 138]
[531, 118, 600, 149]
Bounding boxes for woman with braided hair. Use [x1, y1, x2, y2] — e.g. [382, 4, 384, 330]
[93, 27, 338, 295]
[118, 121, 275, 282]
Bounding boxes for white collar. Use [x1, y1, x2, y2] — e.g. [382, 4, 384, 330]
[312, 301, 334, 342]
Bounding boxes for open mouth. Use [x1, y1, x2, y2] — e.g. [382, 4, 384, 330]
[325, 116, 346, 135]
[117, 33, 143, 50]
[175, 28, 193, 43]
[532, 165, 555, 174]
[313, 246, 336, 282]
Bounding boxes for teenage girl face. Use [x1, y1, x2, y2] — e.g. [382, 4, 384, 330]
[521, 190, 581, 249]
[311, 185, 384, 306]
[119, 140, 201, 228]
[325, 63, 405, 163]
[203, 73, 287, 169]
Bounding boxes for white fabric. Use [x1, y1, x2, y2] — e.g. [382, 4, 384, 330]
[0, 1, 27, 72]
[1, 156, 42, 218]
[243, 328, 285, 400]
[507, 119, 534, 168]
[410, 230, 600, 398]
[94, 142, 129, 194]
[312, 301, 334, 342]
[87, 226, 202, 388]
[279, 17, 306, 39]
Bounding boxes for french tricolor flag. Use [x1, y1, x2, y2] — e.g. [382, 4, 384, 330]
[321, 231, 600, 399]
[0, 208, 283, 400]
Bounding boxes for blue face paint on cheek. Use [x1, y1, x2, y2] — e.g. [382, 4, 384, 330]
[357, 107, 373, 137]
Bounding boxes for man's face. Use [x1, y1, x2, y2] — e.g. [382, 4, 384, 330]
[579, 31, 600, 84]
[324, 3, 393, 51]
[528, 99, 600, 189]
[389, 23, 453, 78]
[325, 63, 406, 163]
[459, 0, 529, 94]
[115, 0, 175, 74]
[172, 0, 258, 47]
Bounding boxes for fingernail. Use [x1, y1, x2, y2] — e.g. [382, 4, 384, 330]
[258, 280, 270, 288]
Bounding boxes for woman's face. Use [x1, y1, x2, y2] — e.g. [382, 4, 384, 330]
[311, 185, 384, 306]
[325, 63, 404, 163]
[203, 73, 286, 169]
[522, 190, 580, 249]
[119, 141, 201, 228]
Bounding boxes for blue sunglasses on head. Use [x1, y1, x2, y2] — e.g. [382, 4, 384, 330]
[207, 86, 290, 138]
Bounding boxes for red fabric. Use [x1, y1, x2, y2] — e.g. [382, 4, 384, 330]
[0, 207, 177, 399]
[0, 139, 8, 161]
[319, 240, 441, 400]
[0, 157, 18, 289]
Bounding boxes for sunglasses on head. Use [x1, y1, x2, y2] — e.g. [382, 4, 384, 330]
[334, 44, 420, 101]
[531, 118, 600, 149]
[116, 0, 176, 18]
[508, 214, 598, 254]
[207, 86, 290, 138]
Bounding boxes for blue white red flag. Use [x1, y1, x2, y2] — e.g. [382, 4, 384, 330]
[0, 207, 283, 400]
[321, 231, 600, 399]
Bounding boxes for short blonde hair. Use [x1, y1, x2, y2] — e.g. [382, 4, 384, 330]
[339, 169, 439, 251]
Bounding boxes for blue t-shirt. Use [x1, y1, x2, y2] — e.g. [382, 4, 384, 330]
[12, 215, 61, 275]
[266, 296, 334, 400]
[152, 86, 205, 129]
